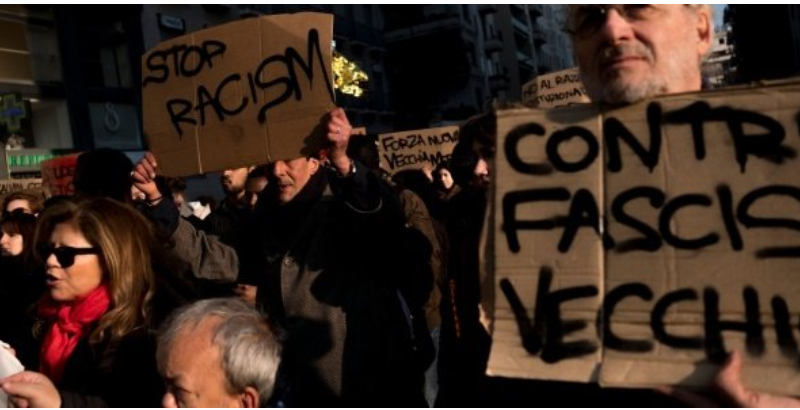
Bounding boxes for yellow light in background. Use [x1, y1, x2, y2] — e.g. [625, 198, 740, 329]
[332, 52, 368, 98]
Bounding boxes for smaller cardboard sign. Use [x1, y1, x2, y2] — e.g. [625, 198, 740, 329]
[142, 13, 336, 177]
[522, 67, 590, 108]
[0, 178, 44, 207]
[40, 153, 80, 197]
[378, 126, 459, 174]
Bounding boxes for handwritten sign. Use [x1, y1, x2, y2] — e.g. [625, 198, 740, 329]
[142, 13, 335, 177]
[522, 67, 589, 109]
[378, 126, 459, 174]
[40, 153, 80, 197]
[0, 178, 43, 207]
[491, 81, 800, 395]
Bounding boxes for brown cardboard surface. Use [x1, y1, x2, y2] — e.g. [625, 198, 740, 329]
[0, 146, 9, 179]
[142, 13, 335, 177]
[0, 178, 43, 206]
[522, 67, 590, 109]
[491, 81, 800, 395]
[378, 126, 460, 174]
[40, 153, 80, 197]
[490, 103, 604, 383]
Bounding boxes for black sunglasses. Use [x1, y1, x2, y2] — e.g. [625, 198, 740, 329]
[39, 245, 101, 268]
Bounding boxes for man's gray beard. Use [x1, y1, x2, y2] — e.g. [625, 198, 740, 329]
[585, 74, 667, 106]
[583, 36, 699, 106]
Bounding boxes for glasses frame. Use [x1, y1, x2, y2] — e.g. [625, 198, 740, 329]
[564, 5, 662, 39]
[40, 245, 101, 269]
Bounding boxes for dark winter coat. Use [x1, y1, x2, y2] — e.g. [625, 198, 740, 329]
[245, 163, 431, 406]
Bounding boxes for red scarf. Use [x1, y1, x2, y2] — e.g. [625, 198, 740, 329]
[37, 285, 111, 383]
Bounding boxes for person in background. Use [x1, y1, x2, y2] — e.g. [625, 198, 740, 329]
[0, 211, 44, 365]
[165, 177, 190, 217]
[433, 163, 458, 200]
[233, 165, 271, 306]
[2, 191, 44, 217]
[240, 107, 431, 406]
[436, 111, 496, 407]
[72, 148, 136, 204]
[133, 153, 240, 285]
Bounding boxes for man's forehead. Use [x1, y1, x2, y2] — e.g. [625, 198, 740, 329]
[7, 199, 30, 207]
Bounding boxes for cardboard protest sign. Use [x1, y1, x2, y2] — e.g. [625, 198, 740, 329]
[142, 13, 335, 177]
[491, 81, 800, 395]
[378, 126, 459, 174]
[491, 103, 604, 382]
[0, 178, 43, 206]
[522, 67, 589, 109]
[40, 153, 80, 197]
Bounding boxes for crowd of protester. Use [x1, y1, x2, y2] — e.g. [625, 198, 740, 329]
[0, 4, 795, 407]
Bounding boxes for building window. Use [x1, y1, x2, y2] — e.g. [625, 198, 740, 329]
[354, 5, 368, 24]
[333, 5, 348, 17]
[78, 20, 133, 89]
[28, 25, 62, 83]
[100, 42, 132, 88]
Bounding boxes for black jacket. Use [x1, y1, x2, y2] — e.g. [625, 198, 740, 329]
[0, 257, 44, 366]
[56, 328, 163, 408]
[244, 163, 431, 406]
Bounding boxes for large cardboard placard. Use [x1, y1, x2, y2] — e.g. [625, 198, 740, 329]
[378, 126, 459, 174]
[40, 153, 80, 197]
[142, 13, 335, 177]
[491, 81, 800, 395]
[522, 67, 590, 109]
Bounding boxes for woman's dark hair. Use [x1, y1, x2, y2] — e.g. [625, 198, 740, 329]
[451, 111, 496, 186]
[0, 210, 38, 262]
[2, 191, 44, 215]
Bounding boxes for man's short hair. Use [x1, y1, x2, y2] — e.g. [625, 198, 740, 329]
[157, 298, 282, 405]
[166, 177, 187, 195]
[73, 148, 135, 202]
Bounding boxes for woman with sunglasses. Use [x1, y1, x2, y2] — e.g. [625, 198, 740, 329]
[0, 197, 178, 407]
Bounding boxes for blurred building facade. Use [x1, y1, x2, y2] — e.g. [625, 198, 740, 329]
[0, 4, 580, 176]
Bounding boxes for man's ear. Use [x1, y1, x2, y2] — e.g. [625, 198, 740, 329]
[695, 6, 713, 59]
[240, 386, 260, 408]
[308, 157, 320, 175]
